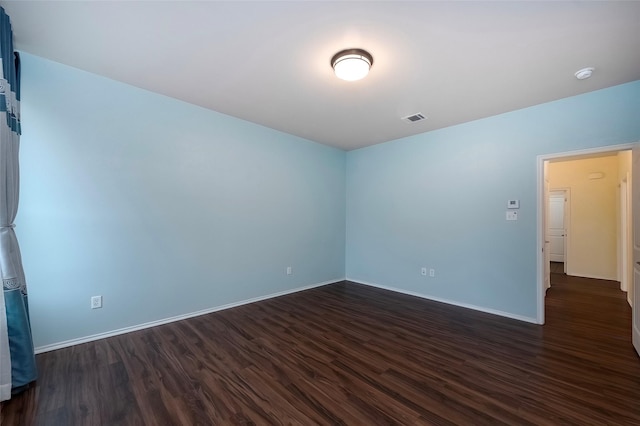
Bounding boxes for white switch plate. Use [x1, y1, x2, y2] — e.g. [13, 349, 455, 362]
[506, 211, 518, 221]
[286, 266, 292, 275]
[421, 267, 427, 276]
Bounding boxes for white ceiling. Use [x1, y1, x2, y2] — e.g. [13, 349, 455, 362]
[3, 1, 640, 151]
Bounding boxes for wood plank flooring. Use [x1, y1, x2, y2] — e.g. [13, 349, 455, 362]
[2, 275, 640, 425]
[550, 261, 564, 274]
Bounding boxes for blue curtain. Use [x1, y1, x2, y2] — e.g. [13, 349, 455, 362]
[0, 7, 36, 402]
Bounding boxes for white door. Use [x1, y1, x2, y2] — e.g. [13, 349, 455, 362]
[548, 191, 565, 262]
[632, 145, 640, 357]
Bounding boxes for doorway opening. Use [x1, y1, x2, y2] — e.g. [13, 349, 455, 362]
[536, 143, 635, 324]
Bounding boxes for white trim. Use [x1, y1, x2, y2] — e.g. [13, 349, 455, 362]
[35, 278, 344, 354]
[566, 273, 619, 281]
[537, 142, 637, 325]
[620, 174, 632, 291]
[348, 279, 538, 324]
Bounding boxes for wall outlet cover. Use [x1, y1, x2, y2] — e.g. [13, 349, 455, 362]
[91, 295, 103, 309]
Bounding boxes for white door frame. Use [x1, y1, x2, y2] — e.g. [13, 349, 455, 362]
[536, 143, 636, 324]
[632, 145, 640, 356]
[543, 161, 551, 291]
[620, 175, 630, 294]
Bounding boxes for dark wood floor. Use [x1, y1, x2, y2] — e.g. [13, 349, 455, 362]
[550, 261, 564, 274]
[2, 275, 640, 425]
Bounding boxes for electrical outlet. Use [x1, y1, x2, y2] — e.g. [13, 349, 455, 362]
[429, 269, 435, 277]
[421, 267, 427, 276]
[91, 295, 102, 309]
[286, 266, 292, 275]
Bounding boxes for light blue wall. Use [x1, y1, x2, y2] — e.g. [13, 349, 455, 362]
[16, 53, 346, 348]
[346, 81, 640, 320]
[16, 50, 640, 348]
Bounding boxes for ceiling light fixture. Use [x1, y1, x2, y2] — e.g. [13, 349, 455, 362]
[331, 48, 373, 81]
[574, 67, 594, 80]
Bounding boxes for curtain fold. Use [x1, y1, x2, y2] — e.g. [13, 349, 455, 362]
[0, 7, 36, 402]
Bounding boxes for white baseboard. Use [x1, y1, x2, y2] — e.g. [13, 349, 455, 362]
[35, 278, 344, 354]
[567, 272, 618, 282]
[347, 278, 538, 324]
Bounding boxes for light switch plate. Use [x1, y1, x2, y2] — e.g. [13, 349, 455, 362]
[507, 199, 520, 209]
[506, 211, 518, 221]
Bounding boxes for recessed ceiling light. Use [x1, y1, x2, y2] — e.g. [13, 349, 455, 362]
[574, 67, 594, 80]
[331, 48, 373, 82]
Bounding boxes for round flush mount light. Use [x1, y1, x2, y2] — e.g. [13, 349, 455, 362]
[331, 48, 373, 81]
[575, 67, 594, 80]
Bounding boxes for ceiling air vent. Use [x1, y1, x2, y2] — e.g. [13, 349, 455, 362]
[402, 113, 426, 123]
